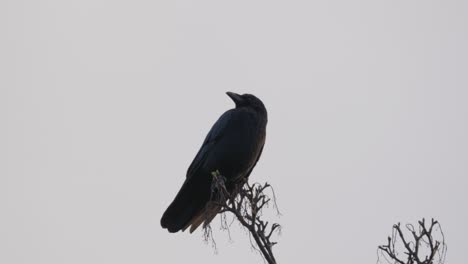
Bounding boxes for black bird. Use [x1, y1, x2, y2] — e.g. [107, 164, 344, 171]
[161, 92, 268, 233]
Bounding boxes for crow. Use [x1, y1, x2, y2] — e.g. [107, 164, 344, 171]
[161, 92, 268, 233]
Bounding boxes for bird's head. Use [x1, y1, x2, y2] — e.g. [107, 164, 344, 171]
[226, 92, 267, 114]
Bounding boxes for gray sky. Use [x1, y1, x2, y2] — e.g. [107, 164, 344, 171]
[1, 0, 467, 263]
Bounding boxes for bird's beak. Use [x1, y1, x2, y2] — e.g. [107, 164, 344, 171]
[226, 92, 243, 105]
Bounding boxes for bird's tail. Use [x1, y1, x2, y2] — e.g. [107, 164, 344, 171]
[183, 203, 221, 233]
[160, 174, 212, 233]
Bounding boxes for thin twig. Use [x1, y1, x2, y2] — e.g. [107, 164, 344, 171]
[206, 171, 281, 264]
[377, 218, 447, 264]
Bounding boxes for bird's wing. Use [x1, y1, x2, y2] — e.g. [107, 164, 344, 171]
[244, 143, 264, 179]
[186, 110, 233, 178]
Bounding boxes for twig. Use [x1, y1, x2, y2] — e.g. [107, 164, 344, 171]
[377, 218, 447, 264]
[206, 170, 281, 264]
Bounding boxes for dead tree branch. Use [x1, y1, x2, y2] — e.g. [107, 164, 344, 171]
[377, 218, 447, 264]
[206, 170, 281, 264]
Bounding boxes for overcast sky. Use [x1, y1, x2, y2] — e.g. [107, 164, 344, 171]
[1, 0, 467, 263]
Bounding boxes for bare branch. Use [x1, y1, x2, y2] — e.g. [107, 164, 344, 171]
[377, 218, 447, 264]
[205, 171, 281, 264]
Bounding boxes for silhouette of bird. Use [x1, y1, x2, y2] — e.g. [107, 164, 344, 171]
[161, 92, 268, 233]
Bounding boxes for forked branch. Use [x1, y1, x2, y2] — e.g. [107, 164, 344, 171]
[207, 170, 281, 264]
[377, 218, 447, 264]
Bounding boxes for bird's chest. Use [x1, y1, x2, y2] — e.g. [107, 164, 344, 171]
[207, 118, 264, 176]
